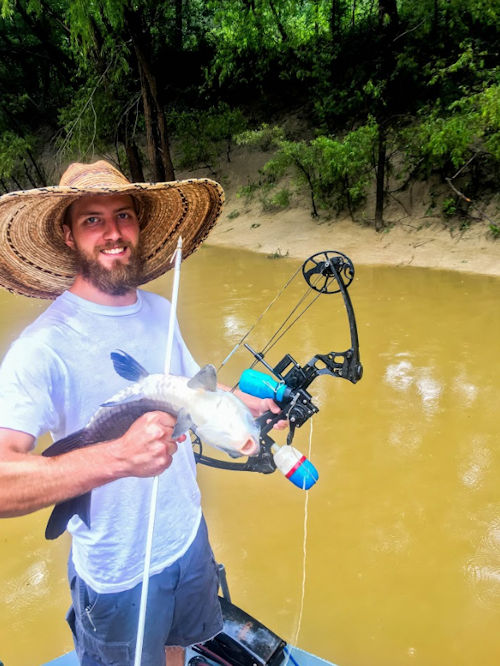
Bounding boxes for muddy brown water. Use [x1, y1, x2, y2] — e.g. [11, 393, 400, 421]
[0, 246, 499, 666]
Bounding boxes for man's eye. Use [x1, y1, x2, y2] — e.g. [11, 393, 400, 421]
[85, 217, 100, 225]
[118, 212, 135, 221]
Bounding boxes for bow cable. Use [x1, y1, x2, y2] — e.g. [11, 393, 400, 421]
[253, 284, 323, 362]
[219, 263, 327, 390]
[217, 264, 302, 371]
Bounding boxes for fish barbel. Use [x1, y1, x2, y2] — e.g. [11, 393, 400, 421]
[42, 350, 260, 539]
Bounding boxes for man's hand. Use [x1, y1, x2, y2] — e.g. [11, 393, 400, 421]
[233, 391, 288, 431]
[112, 411, 182, 478]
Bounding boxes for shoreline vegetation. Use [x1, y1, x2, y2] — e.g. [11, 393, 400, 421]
[2, 3, 498, 279]
[185, 148, 500, 279]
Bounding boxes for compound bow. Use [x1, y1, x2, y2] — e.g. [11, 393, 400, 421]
[193, 250, 363, 479]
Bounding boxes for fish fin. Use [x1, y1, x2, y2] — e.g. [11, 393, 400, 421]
[187, 364, 217, 392]
[111, 350, 149, 382]
[45, 492, 91, 540]
[101, 392, 145, 408]
[42, 429, 88, 457]
[172, 408, 194, 439]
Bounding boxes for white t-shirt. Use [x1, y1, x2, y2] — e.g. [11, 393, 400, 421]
[0, 289, 202, 593]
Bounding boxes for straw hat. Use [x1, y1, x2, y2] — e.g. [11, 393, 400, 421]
[0, 160, 224, 299]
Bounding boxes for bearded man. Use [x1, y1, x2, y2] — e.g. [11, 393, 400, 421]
[0, 161, 283, 666]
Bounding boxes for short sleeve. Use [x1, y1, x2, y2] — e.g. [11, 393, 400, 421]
[0, 337, 63, 441]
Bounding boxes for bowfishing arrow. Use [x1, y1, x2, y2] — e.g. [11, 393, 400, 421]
[135, 237, 183, 666]
[193, 250, 363, 487]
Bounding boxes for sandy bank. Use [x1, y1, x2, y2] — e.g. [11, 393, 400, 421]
[208, 207, 500, 277]
[187, 148, 500, 277]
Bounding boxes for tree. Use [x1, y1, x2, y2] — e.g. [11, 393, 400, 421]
[0, 0, 71, 188]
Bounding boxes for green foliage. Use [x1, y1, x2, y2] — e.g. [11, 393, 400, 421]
[458, 84, 500, 161]
[1, 0, 499, 226]
[0, 131, 31, 180]
[237, 182, 262, 203]
[441, 197, 458, 218]
[406, 112, 480, 173]
[402, 82, 500, 196]
[236, 124, 285, 152]
[239, 120, 377, 217]
[206, 0, 331, 85]
[56, 79, 128, 161]
[268, 187, 290, 209]
[169, 104, 247, 169]
[489, 223, 500, 238]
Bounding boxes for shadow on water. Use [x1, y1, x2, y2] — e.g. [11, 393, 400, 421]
[0, 245, 499, 665]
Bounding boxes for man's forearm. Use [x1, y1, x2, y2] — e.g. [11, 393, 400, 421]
[0, 440, 127, 517]
[0, 410, 179, 518]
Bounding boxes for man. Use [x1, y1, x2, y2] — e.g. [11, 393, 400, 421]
[0, 161, 283, 665]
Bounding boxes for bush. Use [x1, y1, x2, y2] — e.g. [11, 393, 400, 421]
[237, 120, 377, 217]
[169, 103, 247, 169]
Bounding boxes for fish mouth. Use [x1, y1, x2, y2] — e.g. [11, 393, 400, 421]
[240, 436, 259, 457]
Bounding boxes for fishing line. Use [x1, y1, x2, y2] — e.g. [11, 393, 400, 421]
[283, 419, 313, 666]
[134, 237, 183, 666]
[292, 418, 313, 648]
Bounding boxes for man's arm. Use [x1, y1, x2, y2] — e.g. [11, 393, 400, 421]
[0, 411, 179, 518]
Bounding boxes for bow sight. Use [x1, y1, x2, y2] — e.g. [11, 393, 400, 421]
[193, 251, 363, 485]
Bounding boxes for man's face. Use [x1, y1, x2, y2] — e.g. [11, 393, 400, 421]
[63, 194, 142, 295]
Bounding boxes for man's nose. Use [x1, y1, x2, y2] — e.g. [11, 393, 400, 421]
[102, 217, 121, 239]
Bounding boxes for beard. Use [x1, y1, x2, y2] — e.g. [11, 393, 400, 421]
[74, 238, 143, 296]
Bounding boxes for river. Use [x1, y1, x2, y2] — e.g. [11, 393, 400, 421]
[0, 246, 499, 666]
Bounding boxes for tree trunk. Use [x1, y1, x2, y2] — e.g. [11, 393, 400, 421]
[268, 0, 288, 42]
[137, 59, 163, 181]
[134, 44, 175, 181]
[23, 161, 37, 188]
[125, 140, 145, 182]
[126, 11, 175, 182]
[375, 125, 386, 231]
[330, 0, 345, 41]
[27, 149, 46, 186]
[174, 0, 183, 51]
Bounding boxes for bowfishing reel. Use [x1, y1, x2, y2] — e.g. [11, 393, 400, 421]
[193, 250, 363, 490]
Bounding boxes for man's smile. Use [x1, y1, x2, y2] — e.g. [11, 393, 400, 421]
[100, 246, 128, 257]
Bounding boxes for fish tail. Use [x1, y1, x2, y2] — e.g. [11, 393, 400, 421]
[42, 429, 88, 457]
[45, 492, 92, 540]
[111, 350, 149, 382]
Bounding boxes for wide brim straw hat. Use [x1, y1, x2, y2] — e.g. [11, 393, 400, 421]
[0, 160, 224, 299]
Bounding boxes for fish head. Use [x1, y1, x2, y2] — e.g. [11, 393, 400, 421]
[197, 390, 261, 458]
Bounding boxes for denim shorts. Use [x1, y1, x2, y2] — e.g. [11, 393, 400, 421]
[66, 517, 223, 665]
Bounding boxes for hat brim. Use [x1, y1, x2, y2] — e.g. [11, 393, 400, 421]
[0, 179, 224, 299]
